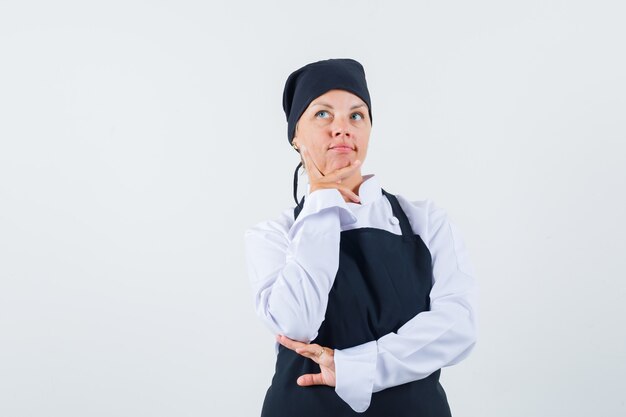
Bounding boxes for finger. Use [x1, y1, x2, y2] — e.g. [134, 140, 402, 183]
[295, 345, 335, 367]
[335, 185, 361, 203]
[294, 344, 322, 358]
[276, 334, 307, 351]
[323, 159, 362, 183]
[315, 183, 360, 203]
[297, 373, 326, 386]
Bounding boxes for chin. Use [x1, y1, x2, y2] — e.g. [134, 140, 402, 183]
[328, 158, 353, 171]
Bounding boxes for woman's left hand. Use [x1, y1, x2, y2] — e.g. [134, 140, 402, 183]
[276, 334, 336, 387]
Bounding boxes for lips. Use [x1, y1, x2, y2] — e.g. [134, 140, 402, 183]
[329, 145, 355, 152]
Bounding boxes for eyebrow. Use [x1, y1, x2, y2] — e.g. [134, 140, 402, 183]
[310, 102, 367, 110]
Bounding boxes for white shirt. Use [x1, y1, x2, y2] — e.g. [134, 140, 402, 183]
[244, 174, 478, 413]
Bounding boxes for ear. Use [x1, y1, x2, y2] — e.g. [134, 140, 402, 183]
[293, 123, 301, 147]
[291, 140, 305, 167]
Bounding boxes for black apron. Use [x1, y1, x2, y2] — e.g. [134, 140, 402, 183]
[261, 190, 451, 417]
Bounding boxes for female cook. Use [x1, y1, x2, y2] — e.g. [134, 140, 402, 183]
[245, 58, 477, 416]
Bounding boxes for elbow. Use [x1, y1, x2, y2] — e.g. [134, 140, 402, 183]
[449, 304, 478, 363]
[464, 301, 478, 350]
[463, 326, 478, 354]
[254, 273, 328, 343]
[456, 302, 478, 352]
[454, 330, 478, 365]
[267, 313, 320, 343]
[276, 321, 319, 343]
[433, 296, 478, 360]
[256, 301, 321, 343]
[434, 291, 478, 345]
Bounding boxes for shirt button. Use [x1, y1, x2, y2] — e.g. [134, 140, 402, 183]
[389, 216, 399, 225]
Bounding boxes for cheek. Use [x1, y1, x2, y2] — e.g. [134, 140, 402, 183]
[357, 135, 370, 152]
[310, 146, 328, 165]
[294, 124, 323, 149]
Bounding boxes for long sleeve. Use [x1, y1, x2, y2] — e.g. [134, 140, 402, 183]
[333, 200, 478, 412]
[245, 188, 357, 343]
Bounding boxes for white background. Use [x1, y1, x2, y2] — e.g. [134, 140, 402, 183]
[1, 1, 625, 416]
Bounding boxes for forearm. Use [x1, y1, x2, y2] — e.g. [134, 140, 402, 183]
[246, 189, 356, 342]
[252, 215, 341, 342]
[373, 297, 476, 390]
[333, 294, 477, 411]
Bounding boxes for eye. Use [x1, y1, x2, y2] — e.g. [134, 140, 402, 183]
[315, 110, 330, 119]
[351, 112, 364, 121]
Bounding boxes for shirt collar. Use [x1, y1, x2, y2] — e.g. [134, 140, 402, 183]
[305, 173, 382, 205]
[354, 174, 382, 205]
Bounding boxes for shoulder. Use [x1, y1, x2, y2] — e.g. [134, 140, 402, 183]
[394, 194, 473, 274]
[244, 206, 295, 243]
[393, 194, 451, 243]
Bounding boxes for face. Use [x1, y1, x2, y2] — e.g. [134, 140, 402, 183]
[292, 89, 371, 176]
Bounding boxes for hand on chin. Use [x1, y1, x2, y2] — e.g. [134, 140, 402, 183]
[325, 156, 354, 175]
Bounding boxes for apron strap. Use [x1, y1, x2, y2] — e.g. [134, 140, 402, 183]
[293, 196, 306, 220]
[382, 189, 414, 237]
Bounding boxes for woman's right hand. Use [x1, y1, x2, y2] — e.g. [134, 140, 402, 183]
[300, 146, 362, 203]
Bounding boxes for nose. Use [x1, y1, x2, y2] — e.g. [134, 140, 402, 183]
[331, 116, 351, 138]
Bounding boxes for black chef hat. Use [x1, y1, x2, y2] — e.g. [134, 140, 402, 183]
[282, 58, 372, 144]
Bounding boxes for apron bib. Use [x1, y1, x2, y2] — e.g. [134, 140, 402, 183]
[261, 191, 451, 416]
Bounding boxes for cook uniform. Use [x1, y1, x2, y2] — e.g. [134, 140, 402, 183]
[245, 174, 477, 415]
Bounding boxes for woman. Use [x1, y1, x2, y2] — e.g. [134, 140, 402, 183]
[245, 58, 477, 416]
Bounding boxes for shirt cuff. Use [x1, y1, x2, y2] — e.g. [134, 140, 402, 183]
[293, 189, 357, 228]
[334, 340, 377, 413]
